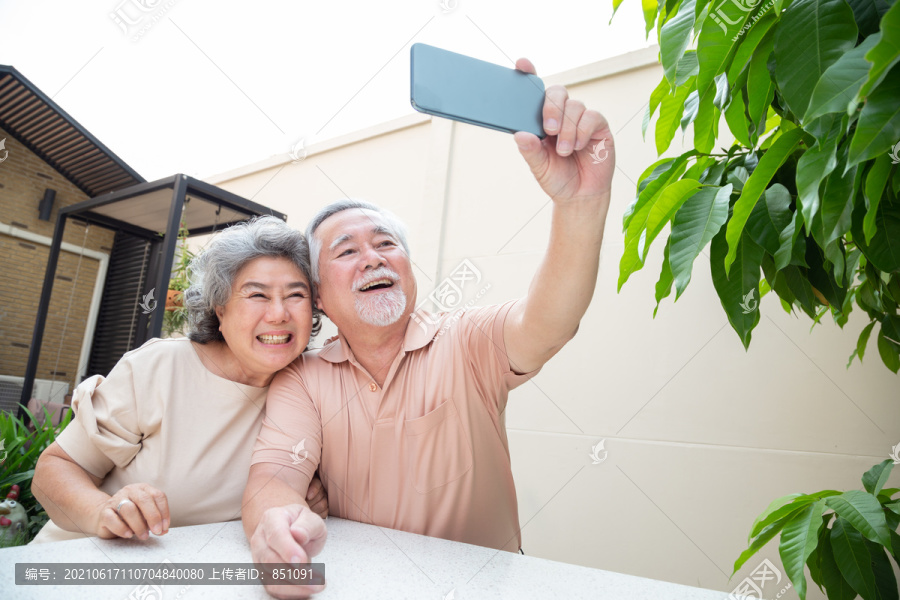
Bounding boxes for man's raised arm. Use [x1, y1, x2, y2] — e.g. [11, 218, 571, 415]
[504, 58, 615, 374]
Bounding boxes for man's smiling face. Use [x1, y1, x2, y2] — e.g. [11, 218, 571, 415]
[314, 208, 416, 331]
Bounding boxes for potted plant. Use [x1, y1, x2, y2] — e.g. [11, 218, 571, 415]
[733, 459, 899, 599]
[0, 407, 73, 546]
[162, 221, 195, 338]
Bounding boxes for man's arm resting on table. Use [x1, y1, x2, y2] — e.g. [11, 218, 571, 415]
[242, 462, 327, 564]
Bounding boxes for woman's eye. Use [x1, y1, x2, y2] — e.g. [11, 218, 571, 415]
[250, 293, 266, 299]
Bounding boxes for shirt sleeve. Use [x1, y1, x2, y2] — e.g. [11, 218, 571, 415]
[251, 359, 321, 490]
[456, 300, 541, 413]
[54, 362, 144, 479]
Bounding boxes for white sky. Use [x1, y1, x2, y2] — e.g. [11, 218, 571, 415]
[0, 0, 654, 182]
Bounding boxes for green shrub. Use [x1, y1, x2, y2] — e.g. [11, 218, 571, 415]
[0, 406, 73, 545]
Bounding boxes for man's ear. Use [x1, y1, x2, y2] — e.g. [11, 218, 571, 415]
[315, 296, 325, 312]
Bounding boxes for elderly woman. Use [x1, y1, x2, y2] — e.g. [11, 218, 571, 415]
[31, 216, 325, 543]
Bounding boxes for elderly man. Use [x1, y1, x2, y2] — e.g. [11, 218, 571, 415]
[242, 58, 613, 593]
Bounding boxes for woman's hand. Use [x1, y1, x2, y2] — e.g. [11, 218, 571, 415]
[95, 483, 170, 540]
[305, 474, 328, 520]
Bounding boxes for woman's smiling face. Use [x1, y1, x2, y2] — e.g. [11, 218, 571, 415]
[215, 256, 313, 381]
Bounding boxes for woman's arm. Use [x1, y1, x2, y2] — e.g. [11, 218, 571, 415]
[33, 442, 169, 540]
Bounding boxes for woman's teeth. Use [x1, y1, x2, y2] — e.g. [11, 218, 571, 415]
[258, 334, 290, 345]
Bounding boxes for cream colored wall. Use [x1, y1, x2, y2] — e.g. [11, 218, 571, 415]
[207, 46, 900, 598]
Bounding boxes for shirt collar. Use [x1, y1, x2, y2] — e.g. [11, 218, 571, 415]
[318, 311, 441, 364]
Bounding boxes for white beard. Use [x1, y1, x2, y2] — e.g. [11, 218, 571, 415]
[355, 287, 407, 326]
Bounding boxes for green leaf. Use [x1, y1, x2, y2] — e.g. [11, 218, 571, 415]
[619, 170, 695, 290]
[696, 0, 753, 105]
[661, 0, 698, 83]
[747, 32, 776, 144]
[693, 91, 719, 154]
[819, 525, 863, 600]
[733, 519, 789, 575]
[774, 210, 803, 271]
[862, 460, 894, 496]
[643, 179, 704, 261]
[724, 128, 806, 274]
[748, 493, 807, 542]
[674, 50, 700, 87]
[831, 517, 879, 600]
[779, 499, 827, 600]
[865, 538, 899, 600]
[807, 242, 848, 308]
[642, 0, 659, 38]
[863, 154, 893, 243]
[878, 315, 900, 373]
[654, 238, 675, 317]
[853, 194, 900, 274]
[815, 142, 859, 249]
[670, 184, 732, 299]
[728, 11, 778, 83]
[657, 79, 694, 154]
[796, 115, 844, 235]
[751, 495, 819, 541]
[746, 183, 792, 254]
[806, 34, 882, 124]
[644, 76, 671, 140]
[681, 89, 701, 133]
[849, 68, 900, 167]
[855, 1, 900, 104]
[629, 156, 684, 231]
[724, 87, 752, 147]
[885, 501, 900, 516]
[773, 0, 859, 119]
[826, 490, 894, 551]
[846, 0, 893, 38]
[856, 321, 877, 364]
[711, 226, 764, 349]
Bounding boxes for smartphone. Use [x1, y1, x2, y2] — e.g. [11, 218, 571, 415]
[410, 43, 546, 138]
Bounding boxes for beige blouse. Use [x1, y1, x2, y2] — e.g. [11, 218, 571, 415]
[32, 337, 267, 543]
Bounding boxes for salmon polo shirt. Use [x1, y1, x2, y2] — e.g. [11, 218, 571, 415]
[252, 301, 538, 552]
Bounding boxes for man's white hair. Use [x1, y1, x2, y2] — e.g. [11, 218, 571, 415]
[306, 199, 411, 283]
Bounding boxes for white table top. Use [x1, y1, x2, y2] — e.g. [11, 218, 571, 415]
[1, 518, 730, 599]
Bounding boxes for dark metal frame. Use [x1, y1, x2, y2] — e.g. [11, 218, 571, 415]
[19, 174, 286, 411]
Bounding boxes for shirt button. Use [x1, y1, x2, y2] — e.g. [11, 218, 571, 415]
[369, 382, 377, 392]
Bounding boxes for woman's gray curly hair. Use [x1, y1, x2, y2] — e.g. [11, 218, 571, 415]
[183, 215, 321, 344]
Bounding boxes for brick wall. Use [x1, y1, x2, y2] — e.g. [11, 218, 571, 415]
[0, 127, 116, 395]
